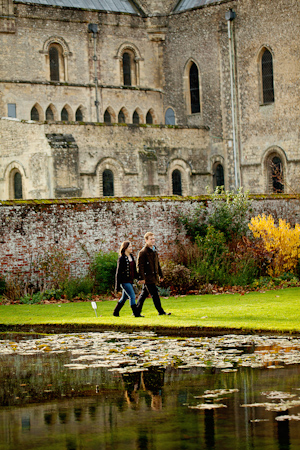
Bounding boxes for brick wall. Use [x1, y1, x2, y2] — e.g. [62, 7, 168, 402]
[1, 195, 300, 282]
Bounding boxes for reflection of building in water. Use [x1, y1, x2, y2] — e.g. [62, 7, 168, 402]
[277, 412, 291, 450]
[122, 372, 141, 408]
[121, 367, 165, 411]
[141, 368, 165, 411]
[204, 409, 215, 450]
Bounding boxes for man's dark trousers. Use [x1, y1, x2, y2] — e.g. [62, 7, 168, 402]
[137, 283, 165, 315]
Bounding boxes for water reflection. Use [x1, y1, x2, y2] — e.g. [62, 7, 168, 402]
[277, 412, 290, 450]
[0, 333, 300, 450]
[204, 409, 215, 449]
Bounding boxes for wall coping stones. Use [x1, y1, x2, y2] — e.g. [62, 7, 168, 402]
[0, 194, 299, 207]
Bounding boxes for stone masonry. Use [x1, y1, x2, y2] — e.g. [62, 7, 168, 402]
[0, 0, 300, 199]
[0, 196, 300, 282]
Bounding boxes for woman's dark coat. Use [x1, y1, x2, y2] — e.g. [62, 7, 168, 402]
[115, 253, 138, 291]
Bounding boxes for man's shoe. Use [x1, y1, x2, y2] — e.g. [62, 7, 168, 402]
[131, 304, 144, 317]
[159, 312, 171, 315]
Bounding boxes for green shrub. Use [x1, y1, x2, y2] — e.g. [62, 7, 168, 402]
[190, 229, 260, 287]
[207, 187, 251, 241]
[63, 276, 94, 300]
[179, 187, 251, 243]
[42, 288, 63, 300]
[19, 292, 44, 305]
[90, 251, 118, 294]
[157, 286, 171, 297]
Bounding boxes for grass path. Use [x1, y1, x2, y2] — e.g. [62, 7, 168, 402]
[0, 287, 300, 334]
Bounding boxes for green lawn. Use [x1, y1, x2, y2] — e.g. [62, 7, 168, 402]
[0, 287, 300, 333]
[0, 288, 300, 332]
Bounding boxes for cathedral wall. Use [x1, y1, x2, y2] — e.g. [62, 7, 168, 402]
[163, 2, 234, 186]
[164, 0, 300, 193]
[45, 121, 211, 197]
[0, 119, 54, 199]
[235, 0, 300, 193]
[0, 4, 164, 122]
[0, 118, 211, 200]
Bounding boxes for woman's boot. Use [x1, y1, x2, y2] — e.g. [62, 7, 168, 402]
[113, 300, 125, 317]
[131, 304, 144, 317]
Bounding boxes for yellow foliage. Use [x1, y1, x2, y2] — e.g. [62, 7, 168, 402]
[248, 214, 300, 276]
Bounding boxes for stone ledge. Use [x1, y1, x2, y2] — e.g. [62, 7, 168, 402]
[0, 194, 299, 207]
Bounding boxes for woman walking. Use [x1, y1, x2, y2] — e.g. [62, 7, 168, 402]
[113, 241, 143, 317]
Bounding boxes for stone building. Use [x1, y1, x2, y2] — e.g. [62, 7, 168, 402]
[0, 0, 299, 199]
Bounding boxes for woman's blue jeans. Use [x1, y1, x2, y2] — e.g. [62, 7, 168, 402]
[119, 283, 136, 306]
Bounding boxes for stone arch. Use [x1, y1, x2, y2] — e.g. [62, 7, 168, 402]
[183, 58, 202, 115]
[61, 104, 74, 121]
[30, 103, 44, 121]
[210, 155, 225, 190]
[167, 158, 191, 196]
[4, 161, 27, 200]
[262, 146, 287, 193]
[96, 158, 124, 197]
[75, 105, 85, 121]
[45, 103, 58, 121]
[41, 36, 72, 56]
[40, 36, 72, 81]
[103, 106, 116, 123]
[132, 107, 144, 124]
[146, 108, 157, 124]
[115, 42, 143, 86]
[118, 107, 129, 124]
[257, 45, 275, 105]
[115, 42, 143, 62]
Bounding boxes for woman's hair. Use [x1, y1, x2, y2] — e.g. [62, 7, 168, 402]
[119, 240, 131, 255]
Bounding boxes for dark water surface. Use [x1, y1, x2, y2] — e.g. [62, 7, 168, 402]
[0, 332, 300, 450]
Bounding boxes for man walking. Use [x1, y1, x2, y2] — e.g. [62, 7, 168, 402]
[136, 232, 171, 316]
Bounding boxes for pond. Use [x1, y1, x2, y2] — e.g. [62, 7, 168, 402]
[1, 331, 300, 450]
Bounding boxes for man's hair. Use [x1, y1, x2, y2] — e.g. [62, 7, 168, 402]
[144, 232, 154, 241]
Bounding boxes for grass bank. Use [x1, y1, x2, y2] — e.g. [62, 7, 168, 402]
[0, 287, 299, 336]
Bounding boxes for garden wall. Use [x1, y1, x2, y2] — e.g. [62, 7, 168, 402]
[1, 195, 300, 281]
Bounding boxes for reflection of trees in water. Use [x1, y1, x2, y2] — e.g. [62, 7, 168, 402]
[0, 353, 118, 407]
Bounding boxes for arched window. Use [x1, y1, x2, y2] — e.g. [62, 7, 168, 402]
[133, 110, 139, 124]
[49, 46, 59, 81]
[31, 106, 39, 121]
[172, 170, 182, 196]
[61, 107, 69, 121]
[46, 106, 54, 121]
[262, 49, 274, 104]
[104, 109, 111, 123]
[189, 63, 200, 113]
[213, 164, 224, 189]
[103, 169, 114, 196]
[118, 110, 126, 124]
[269, 156, 284, 193]
[14, 172, 23, 199]
[146, 110, 153, 124]
[75, 107, 83, 121]
[165, 108, 175, 125]
[123, 52, 131, 86]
